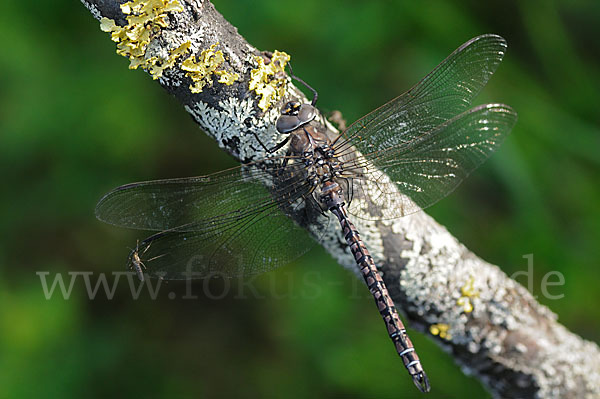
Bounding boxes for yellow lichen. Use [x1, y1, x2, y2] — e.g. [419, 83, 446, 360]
[429, 323, 452, 340]
[249, 50, 290, 111]
[181, 43, 239, 93]
[460, 277, 479, 298]
[457, 277, 479, 313]
[457, 297, 474, 313]
[99, 0, 186, 79]
[147, 41, 191, 79]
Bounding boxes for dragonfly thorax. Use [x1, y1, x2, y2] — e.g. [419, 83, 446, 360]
[304, 146, 346, 210]
[278, 101, 346, 210]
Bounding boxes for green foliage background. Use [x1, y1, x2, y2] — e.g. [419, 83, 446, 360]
[1, 0, 599, 398]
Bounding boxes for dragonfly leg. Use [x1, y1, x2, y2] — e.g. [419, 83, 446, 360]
[281, 148, 293, 168]
[253, 132, 291, 154]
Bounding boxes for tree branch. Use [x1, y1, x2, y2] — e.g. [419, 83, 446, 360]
[81, 1, 600, 397]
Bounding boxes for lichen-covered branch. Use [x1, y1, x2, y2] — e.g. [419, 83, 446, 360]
[81, 1, 600, 397]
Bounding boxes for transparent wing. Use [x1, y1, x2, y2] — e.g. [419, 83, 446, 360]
[333, 34, 508, 157]
[129, 197, 327, 279]
[96, 157, 308, 231]
[96, 157, 330, 278]
[341, 104, 517, 219]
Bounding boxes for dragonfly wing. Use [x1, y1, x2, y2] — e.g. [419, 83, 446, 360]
[342, 104, 517, 220]
[333, 34, 508, 157]
[96, 157, 330, 278]
[95, 159, 308, 231]
[131, 196, 329, 279]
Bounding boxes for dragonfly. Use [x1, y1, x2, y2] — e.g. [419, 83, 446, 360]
[96, 34, 517, 392]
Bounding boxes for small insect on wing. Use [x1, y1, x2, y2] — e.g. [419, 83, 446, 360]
[128, 240, 168, 282]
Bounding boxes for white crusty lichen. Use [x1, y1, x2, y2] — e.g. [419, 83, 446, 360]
[396, 212, 490, 335]
[184, 97, 281, 161]
[83, 1, 102, 20]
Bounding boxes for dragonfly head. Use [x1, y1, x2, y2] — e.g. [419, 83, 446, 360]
[276, 101, 317, 133]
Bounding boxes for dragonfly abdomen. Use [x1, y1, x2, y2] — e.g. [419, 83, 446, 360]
[329, 204, 431, 393]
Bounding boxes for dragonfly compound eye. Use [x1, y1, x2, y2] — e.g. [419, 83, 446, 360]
[276, 114, 300, 133]
[297, 104, 316, 125]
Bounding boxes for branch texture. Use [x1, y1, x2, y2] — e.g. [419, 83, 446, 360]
[81, 1, 600, 397]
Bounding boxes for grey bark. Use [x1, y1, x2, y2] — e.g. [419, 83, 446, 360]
[80, 1, 600, 398]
